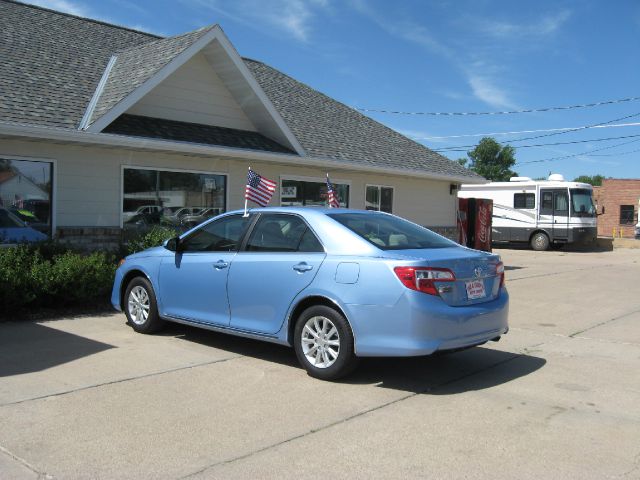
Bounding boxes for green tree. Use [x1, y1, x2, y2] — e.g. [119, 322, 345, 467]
[573, 174, 604, 186]
[457, 158, 468, 167]
[463, 137, 517, 181]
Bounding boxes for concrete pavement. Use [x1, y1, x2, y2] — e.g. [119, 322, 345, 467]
[1, 248, 639, 479]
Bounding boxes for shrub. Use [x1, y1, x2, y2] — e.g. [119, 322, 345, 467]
[126, 225, 179, 255]
[0, 244, 117, 313]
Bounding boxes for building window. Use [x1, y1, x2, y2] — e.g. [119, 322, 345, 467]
[620, 205, 635, 225]
[0, 158, 53, 242]
[366, 185, 393, 213]
[280, 178, 349, 208]
[122, 167, 226, 231]
[514, 193, 535, 209]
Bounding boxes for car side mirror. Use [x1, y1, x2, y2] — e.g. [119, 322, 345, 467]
[164, 236, 182, 252]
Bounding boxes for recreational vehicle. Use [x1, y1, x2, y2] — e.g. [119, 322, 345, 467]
[458, 174, 597, 251]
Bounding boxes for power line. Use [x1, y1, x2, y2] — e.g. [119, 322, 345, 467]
[516, 137, 640, 165]
[434, 133, 640, 153]
[355, 95, 640, 116]
[413, 121, 640, 140]
[432, 112, 640, 151]
[584, 147, 640, 157]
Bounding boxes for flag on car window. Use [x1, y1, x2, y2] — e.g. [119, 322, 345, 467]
[245, 168, 277, 207]
[326, 174, 340, 208]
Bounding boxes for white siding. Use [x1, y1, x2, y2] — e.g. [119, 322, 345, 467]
[1, 140, 457, 229]
[126, 53, 257, 132]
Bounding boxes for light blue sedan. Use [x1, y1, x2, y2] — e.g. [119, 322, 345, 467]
[112, 208, 508, 380]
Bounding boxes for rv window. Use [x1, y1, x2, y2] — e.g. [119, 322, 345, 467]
[554, 192, 569, 213]
[514, 193, 535, 209]
[542, 192, 553, 210]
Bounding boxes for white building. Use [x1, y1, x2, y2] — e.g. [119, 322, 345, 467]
[0, 0, 484, 248]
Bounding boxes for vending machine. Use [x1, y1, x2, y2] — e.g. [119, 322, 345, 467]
[458, 198, 493, 252]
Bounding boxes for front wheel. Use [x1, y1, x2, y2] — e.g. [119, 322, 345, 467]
[124, 277, 164, 334]
[530, 232, 550, 251]
[294, 305, 358, 381]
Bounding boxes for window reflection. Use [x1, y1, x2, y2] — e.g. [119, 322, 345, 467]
[0, 158, 53, 241]
[123, 168, 227, 233]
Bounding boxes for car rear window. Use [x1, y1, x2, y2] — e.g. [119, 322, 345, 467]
[328, 212, 455, 250]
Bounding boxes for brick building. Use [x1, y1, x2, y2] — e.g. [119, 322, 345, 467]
[593, 179, 640, 238]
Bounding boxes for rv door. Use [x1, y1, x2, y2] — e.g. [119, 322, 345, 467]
[539, 188, 569, 241]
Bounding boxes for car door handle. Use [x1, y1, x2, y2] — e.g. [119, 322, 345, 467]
[213, 260, 229, 270]
[293, 262, 313, 273]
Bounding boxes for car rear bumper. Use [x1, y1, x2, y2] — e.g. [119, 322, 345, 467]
[345, 288, 509, 357]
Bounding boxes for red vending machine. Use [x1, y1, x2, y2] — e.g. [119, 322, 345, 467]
[458, 198, 493, 252]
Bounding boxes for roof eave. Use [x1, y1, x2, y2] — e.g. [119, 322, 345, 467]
[0, 121, 486, 183]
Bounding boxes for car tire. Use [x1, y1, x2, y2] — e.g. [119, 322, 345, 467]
[294, 305, 359, 381]
[530, 232, 550, 251]
[124, 277, 164, 334]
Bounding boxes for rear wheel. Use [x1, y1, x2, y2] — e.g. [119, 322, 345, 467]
[530, 232, 550, 251]
[294, 305, 358, 380]
[124, 277, 164, 334]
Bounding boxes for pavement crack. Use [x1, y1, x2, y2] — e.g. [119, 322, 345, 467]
[0, 355, 243, 408]
[507, 264, 615, 282]
[0, 444, 51, 479]
[569, 308, 640, 338]
[178, 352, 523, 479]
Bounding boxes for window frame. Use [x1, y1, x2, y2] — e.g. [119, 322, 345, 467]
[619, 205, 635, 225]
[513, 192, 535, 209]
[0, 155, 57, 237]
[365, 184, 394, 213]
[179, 213, 251, 253]
[279, 174, 351, 208]
[239, 212, 326, 254]
[120, 165, 228, 228]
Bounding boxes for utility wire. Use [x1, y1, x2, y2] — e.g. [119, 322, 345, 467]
[432, 112, 640, 151]
[415, 121, 640, 140]
[516, 137, 640, 165]
[584, 147, 640, 157]
[434, 133, 640, 153]
[355, 96, 640, 116]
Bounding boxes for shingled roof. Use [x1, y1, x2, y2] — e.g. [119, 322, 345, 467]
[0, 0, 482, 181]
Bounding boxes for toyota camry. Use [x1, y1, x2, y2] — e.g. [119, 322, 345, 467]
[112, 208, 508, 380]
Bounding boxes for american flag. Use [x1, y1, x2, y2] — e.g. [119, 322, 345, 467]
[326, 174, 340, 208]
[14, 194, 24, 209]
[245, 168, 277, 207]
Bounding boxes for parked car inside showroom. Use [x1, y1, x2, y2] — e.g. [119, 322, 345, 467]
[111, 208, 508, 380]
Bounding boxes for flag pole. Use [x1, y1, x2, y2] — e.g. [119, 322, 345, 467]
[244, 166, 250, 217]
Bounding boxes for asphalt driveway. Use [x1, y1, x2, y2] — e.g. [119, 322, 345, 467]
[1, 247, 639, 479]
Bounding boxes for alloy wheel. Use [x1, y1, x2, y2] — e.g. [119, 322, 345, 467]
[301, 316, 341, 369]
[128, 285, 150, 325]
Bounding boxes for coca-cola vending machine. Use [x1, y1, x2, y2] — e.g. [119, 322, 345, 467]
[458, 198, 493, 252]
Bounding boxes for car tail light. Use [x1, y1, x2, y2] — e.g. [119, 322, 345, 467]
[393, 267, 455, 296]
[496, 261, 505, 288]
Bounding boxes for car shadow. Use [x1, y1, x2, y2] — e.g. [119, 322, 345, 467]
[0, 322, 115, 377]
[160, 323, 545, 394]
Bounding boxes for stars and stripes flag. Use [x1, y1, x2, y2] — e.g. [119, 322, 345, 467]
[245, 168, 276, 207]
[14, 194, 24, 209]
[326, 173, 340, 208]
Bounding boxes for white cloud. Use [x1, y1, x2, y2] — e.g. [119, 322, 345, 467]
[480, 10, 572, 39]
[467, 74, 517, 110]
[185, 0, 329, 41]
[20, 0, 89, 16]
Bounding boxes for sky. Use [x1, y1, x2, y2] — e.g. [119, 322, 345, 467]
[22, 0, 640, 180]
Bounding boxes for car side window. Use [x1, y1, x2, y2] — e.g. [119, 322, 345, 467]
[246, 214, 324, 252]
[181, 215, 249, 252]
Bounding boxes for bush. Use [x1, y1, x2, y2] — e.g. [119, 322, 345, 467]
[126, 225, 179, 255]
[0, 244, 117, 312]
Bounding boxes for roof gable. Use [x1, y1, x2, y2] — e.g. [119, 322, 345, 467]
[82, 25, 305, 155]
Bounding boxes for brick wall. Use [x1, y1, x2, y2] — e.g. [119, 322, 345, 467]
[594, 179, 640, 238]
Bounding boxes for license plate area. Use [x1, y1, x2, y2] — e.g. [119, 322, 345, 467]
[465, 280, 486, 300]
